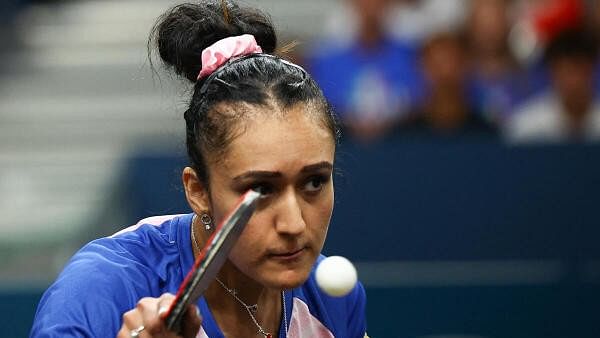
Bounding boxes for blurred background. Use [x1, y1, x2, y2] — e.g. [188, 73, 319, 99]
[1, 0, 600, 337]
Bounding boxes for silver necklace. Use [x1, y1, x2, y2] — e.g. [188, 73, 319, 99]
[190, 216, 288, 337]
[215, 277, 273, 338]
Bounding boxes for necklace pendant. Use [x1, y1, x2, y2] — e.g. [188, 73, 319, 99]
[265, 334, 272, 338]
[247, 304, 258, 313]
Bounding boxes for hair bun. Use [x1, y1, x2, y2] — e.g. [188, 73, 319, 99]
[150, 1, 277, 83]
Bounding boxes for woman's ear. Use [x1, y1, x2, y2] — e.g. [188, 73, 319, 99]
[182, 167, 210, 214]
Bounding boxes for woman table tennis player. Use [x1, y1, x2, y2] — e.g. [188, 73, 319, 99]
[30, 1, 367, 337]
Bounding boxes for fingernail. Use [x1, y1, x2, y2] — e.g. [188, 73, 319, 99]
[158, 306, 168, 316]
[195, 305, 201, 318]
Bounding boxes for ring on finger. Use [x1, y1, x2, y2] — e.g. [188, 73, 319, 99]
[130, 325, 145, 337]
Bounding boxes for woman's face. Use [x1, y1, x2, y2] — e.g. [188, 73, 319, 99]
[206, 104, 335, 290]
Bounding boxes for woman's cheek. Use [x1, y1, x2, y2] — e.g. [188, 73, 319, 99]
[229, 219, 268, 259]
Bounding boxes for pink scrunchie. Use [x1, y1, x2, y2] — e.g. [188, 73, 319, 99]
[197, 34, 263, 80]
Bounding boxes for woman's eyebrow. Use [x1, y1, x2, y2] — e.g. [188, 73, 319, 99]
[300, 161, 333, 173]
[232, 162, 333, 182]
[232, 171, 282, 182]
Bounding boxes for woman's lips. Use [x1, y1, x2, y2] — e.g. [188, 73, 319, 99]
[269, 247, 306, 261]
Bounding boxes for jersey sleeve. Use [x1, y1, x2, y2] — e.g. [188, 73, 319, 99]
[30, 241, 152, 337]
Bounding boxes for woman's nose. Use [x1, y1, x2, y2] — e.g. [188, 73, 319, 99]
[274, 188, 306, 236]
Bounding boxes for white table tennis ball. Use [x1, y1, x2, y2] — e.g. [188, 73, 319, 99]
[315, 256, 357, 297]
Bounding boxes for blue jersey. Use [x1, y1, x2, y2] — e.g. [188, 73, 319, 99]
[30, 214, 367, 337]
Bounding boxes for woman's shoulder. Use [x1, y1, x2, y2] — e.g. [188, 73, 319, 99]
[30, 214, 194, 337]
[73, 214, 188, 266]
[99, 214, 192, 253]
[75, 213, 193, 284]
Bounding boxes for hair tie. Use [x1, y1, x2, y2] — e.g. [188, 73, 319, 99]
[197, 34, 263, 80]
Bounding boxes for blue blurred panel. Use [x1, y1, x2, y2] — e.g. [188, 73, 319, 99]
[0, 289, 43, 338]
[366, 285, 600, 338]
[326, 137, 600, 261]
[121, 153, 190, 221]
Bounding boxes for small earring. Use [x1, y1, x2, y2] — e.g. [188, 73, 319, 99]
[200, 213, 212, 230]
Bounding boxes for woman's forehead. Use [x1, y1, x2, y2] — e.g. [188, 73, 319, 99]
[218, 106, 335, 174]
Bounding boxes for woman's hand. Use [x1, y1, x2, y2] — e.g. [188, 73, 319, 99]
[117, 293, 202, 338]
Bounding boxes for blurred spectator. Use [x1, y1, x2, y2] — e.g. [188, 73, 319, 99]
[402, 32, 497, 136]
[528, 0, 584, 43]
[589, 0, 600, 94]
[388, 0, 467, 44]
[465, 0, 531, 124]
[505, 28, 600, 143]
[508, 0, 586, 92]
[305, 0, 423, 142]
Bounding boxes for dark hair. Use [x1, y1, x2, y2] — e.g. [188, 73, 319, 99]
[149, 1, 338, 184]
[544, 28, 599, 64]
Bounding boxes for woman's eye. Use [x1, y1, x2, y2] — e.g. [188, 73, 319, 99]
[304, 176, 326, 192]
[250, 183, 272, 195]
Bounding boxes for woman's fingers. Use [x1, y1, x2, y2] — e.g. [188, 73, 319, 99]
[181, 304, 202, 338]
[116, 293, 201, 338]
[117, 308, 144, 337]
[156, 293, 177, 319]
[138, 297, 164, 335]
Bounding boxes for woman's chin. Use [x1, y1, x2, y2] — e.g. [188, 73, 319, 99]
[266, 269, 311, 290]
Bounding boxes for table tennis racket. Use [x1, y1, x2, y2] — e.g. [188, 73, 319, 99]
[164, 189, 261, 332]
